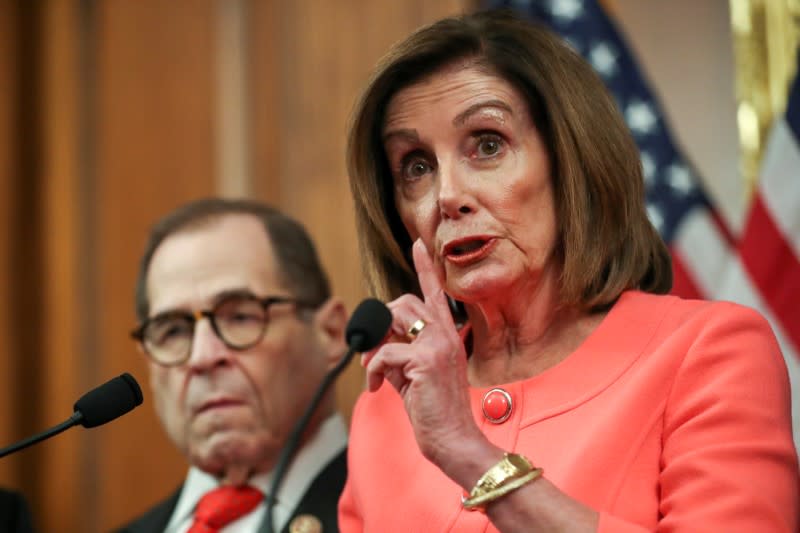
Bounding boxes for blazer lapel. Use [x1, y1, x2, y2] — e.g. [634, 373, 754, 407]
[256, 449, 347, 533]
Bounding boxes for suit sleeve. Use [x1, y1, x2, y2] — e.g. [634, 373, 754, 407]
[652, 303, 798, 532]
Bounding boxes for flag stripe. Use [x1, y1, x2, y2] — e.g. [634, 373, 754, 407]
[669, 253, 704, 300]
[709, 208, 738, 248]
[740, 194, 800, 354]
[758, 119, 800, 258]
[673, 207, 734, 295]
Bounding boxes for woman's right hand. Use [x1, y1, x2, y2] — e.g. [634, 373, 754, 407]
[361, 239, 486, 471]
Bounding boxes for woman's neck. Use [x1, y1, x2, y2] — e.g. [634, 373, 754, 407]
[464, 279, 606, 387]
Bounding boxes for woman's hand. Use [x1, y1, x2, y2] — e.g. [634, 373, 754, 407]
[360, 240, 600, 532]
[362, 238, 482, 467]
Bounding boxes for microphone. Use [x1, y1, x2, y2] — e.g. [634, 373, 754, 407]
[265, 298, 392, 533]
[344, 298, 394, 352]
[0, 372, 144, 458]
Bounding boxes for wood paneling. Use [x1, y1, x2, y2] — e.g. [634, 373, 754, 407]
[91, 1, 218, 530]
[249, 0, 281, 205]
[36, 2, 85, 531]
[0, 0, 21, 493]
[1, 0, 45, 519]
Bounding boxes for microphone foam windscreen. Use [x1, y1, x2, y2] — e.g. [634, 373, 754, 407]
[345, 298, 393, 352]
[73, 372, 144, 428]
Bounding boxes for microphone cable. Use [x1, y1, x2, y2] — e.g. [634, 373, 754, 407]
[264, 298, 392, 533]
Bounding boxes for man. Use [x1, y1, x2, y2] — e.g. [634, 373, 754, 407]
[116, 198, 349, 533]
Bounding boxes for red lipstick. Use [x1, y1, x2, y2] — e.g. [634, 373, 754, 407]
[442, 237, 497, 266]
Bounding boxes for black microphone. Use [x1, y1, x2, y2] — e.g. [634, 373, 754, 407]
[0, 372, 144, 458]
[265, 298, 392, 533]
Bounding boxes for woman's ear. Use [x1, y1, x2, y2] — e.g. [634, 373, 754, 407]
[312, 298, 349, 370]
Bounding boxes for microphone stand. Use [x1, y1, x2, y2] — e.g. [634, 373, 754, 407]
[0, 412, 83, 458]
[0, 372, 142, 459]
[264, 333, 365, 533]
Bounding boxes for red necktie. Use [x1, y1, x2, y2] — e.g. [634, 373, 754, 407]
[187, 485, 263, 533]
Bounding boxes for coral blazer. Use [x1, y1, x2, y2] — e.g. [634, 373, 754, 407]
[339, 291, 799, 532]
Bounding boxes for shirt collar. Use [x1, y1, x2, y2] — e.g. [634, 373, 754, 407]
[166, 413, 347, 530]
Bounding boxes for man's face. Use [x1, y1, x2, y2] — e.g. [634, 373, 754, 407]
[143, 214, 342, 481]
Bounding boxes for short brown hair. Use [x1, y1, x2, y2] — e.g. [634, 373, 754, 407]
[134, 198, 331, 322]
[347, 9, 671, 311]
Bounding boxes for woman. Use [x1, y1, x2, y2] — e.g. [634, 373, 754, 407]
[340, 9, 798, 533]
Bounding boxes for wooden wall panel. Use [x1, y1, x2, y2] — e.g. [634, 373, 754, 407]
[36, 2, 86, 531]
[0, 0, 21, 492]
[249, 0, 281, 204]
[2, 0, 45, 519]
[90, 0, 218, 530]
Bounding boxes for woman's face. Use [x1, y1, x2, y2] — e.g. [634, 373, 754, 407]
[382, 63, 559, 302]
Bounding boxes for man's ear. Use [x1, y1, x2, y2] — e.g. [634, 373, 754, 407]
[312, 298, 348, 370]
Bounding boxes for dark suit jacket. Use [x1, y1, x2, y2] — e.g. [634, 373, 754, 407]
[114, 449, 346, 533]
[0, 488, 36, 533]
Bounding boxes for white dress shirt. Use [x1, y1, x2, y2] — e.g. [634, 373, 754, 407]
[164, 414, 347, 533]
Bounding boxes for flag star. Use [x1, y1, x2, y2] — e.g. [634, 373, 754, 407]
[640, 151, 656, 184]
[589, 41, 618, 78]
[646, 203, 664, 232]
[549, 0, 584, 21]
[666, 163, 694, 194]
[625, 100, 658, 135]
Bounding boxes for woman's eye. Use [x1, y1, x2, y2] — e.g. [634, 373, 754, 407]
[401, 156, 433, 180]
[475, 134, 505, 158]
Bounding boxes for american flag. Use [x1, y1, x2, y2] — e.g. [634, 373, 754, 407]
[716, 56, 800, 448]
[487, 0, 800, 449]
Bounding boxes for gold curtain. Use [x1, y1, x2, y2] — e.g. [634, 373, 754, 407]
[730, 0, 800, 193]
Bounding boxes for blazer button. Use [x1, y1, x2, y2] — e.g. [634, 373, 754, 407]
[482, 388, 512, 424]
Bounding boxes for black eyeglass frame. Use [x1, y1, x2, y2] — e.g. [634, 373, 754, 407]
[130, 294, 318, 367]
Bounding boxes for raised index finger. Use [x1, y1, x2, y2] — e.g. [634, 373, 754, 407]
[412, 238, 451, 321]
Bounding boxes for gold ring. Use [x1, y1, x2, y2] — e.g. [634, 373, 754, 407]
[406, 318, 427, 340]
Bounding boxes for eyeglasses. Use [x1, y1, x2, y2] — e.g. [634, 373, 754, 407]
[131, 294, 316, 367]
